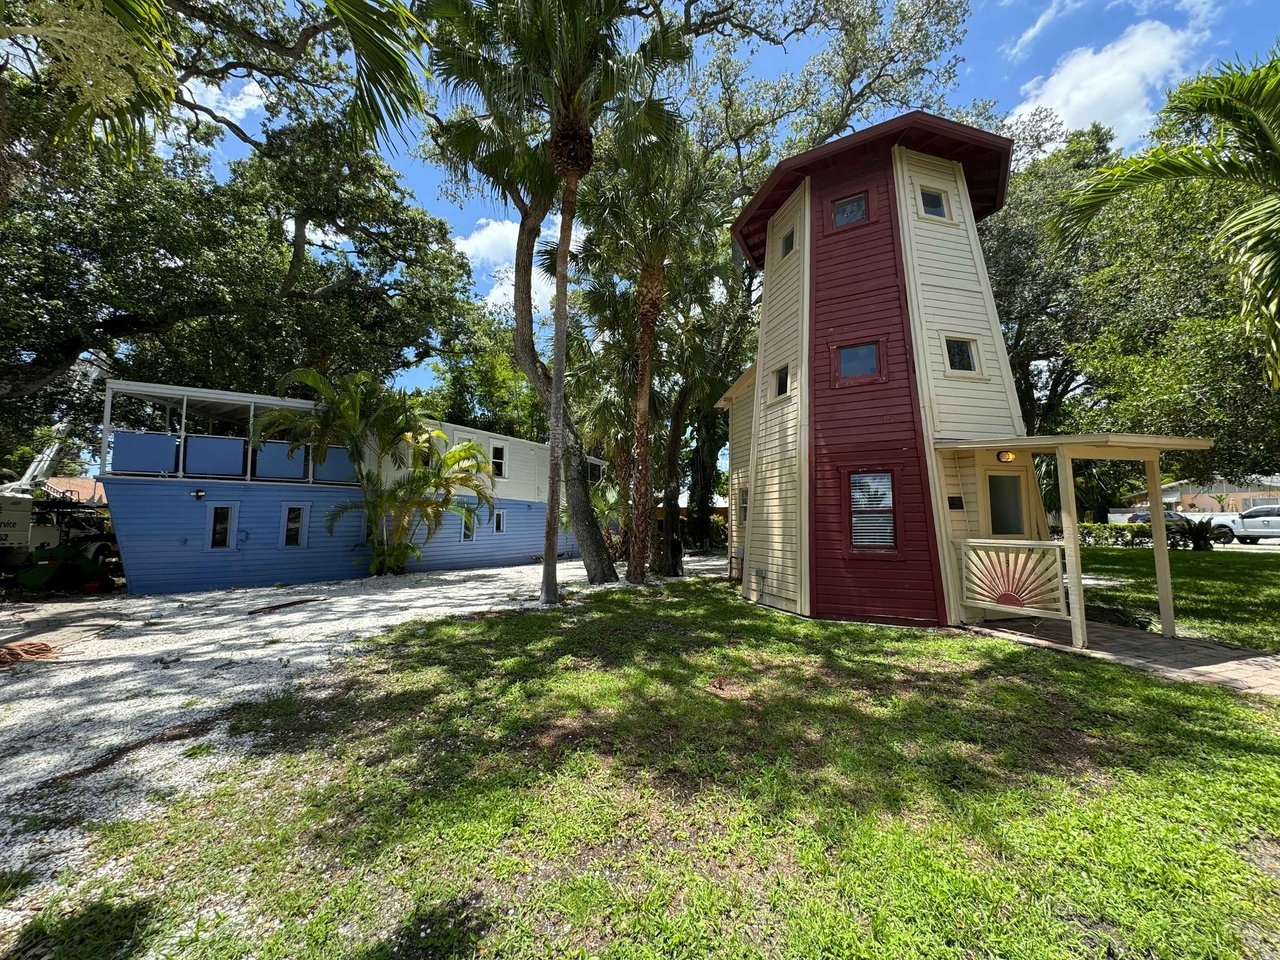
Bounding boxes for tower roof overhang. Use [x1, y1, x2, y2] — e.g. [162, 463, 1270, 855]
[731, 111, 1014, 269]
[716, 365, 756, 409]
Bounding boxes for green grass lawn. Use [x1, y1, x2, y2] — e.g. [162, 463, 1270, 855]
[5, 578, 1280, 959]
[1081, 546, 1280, 652]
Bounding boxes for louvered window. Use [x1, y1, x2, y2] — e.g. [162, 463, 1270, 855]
[849, 472, 895, 549]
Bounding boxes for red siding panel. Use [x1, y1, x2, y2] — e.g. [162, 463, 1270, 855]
[806, 146, 947, 626]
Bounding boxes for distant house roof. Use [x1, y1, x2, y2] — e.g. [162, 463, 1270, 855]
[45, 477, 108, 505]
[677, 491, 729, 509]
[1121, 475, 1280, 502]
[730, 111, 1014, 269]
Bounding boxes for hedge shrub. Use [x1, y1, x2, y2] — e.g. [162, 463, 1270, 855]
[1077, 522, 1153, 547]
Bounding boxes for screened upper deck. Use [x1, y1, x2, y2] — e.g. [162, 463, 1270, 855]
[99, 380, 357, 484]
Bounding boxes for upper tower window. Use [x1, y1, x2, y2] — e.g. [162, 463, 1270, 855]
[773, 365, 790, 398]
[839, 343, 879, 379]
[833, 193, 868, 228]
[781, 228, 795, 258]
[832, 339, 886, 388]
[945, 337, 978, 372]
[920, 188, 949, 219]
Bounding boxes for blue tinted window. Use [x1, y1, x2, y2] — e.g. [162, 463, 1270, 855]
[839, 343, 879, 379]
[834, 193, 868, 228]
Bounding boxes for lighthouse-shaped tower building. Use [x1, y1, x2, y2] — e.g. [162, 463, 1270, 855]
[719, 111, 1205, 637]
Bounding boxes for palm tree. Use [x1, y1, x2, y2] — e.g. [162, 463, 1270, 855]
[1056, 57, 1280, 385]
[576, 133, 726, 582]
[329, 429, 495, 574]
[425, 0, 689, 602]
[255, 368, 494, 575]
[3, 0, 428, 148]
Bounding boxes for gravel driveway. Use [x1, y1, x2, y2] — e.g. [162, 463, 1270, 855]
[0, 555, 725, 922]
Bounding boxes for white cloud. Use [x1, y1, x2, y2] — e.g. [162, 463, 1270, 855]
[182, 78, 265, 122]
[1012, 20, 1201, 148]
[1111, 0, 1218, 29]
[454, 217, 520, 265]
[455, 215, 568, 316]
[1003, 0, 1087, 60]
[483, 263, 556, 315]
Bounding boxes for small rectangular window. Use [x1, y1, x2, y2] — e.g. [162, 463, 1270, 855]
[920, 188, 948, 219]
[588, 461, 604, 484]
[850, 472, 895, 550]
[461, 507, 475, 542]
[210, 505, 232, 549]
[988, 474, 1026, 536]
[773, 365, 790, 398]
[738, 488, 749, 525]
[781, 228, 795, 258]
[283, 506, 305, 547]
[494, 510, 506, 534]
[838, 342, 879, 380]
[945, 337, 977, 372]
[833, 193, 868, 228]
[491, 443, 506, 479]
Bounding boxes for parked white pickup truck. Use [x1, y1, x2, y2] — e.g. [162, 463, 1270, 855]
[1203, 506, 1280, 544]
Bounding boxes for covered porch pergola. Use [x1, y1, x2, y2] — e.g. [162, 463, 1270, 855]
[934, 433, 1213, 649]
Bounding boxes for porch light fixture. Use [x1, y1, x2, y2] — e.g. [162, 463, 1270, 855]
[190, 489, 206, 500]
[996, 451, 1016, 463]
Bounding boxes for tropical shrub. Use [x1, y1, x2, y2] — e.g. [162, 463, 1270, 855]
[1169, 517, 1217, 552]
[256, 369, 494, 575]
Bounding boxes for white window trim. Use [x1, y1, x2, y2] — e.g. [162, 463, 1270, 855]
[770, 363, 792, 403]
[490, 442, 506, 480]
[493, 509, 507, 535]
[780, 227, 796, 259]
[204, 501, 239, 552]
[460, 505, 476, 543]
[938, 330, 988, 380]
[916, 183, 957, 224]
[278, 501, 311, 549]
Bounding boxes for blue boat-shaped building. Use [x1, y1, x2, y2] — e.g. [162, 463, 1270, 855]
[98, 380, 582, 595]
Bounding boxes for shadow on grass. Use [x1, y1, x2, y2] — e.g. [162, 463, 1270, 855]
[351, 896, 493, 960]
[0, 871, 36, 905]
[0, 897, 154, 960]
[227, 577, 1280, 862]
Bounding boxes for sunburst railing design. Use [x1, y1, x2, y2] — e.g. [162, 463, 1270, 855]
[956, 539, 1068, 619]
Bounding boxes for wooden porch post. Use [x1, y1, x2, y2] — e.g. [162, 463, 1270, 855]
[1145, 455, 1177, 637]
[1055, 446, 1088, 648]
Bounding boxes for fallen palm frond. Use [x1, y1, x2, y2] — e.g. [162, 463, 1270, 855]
[0, 641, 61, 667]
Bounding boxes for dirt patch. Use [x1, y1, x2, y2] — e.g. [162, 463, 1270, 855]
[1244, 836, 1280, 879]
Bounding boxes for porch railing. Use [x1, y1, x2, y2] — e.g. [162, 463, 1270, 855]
[954, 538, 1068, 619]
[104, 430, 358, 485]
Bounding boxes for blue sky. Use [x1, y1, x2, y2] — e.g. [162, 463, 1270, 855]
[197, 0, 1277, 391]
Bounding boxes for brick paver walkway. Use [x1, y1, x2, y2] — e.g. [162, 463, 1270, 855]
[975, 618, 1280, 696]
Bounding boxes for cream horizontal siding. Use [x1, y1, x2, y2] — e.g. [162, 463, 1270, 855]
[380, 422, 602, 506]
[728, 393, 753, 560]
[896, 149, 1024, 441]
[745, 183, 807, 612]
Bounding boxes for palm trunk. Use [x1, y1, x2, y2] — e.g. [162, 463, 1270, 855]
[543, 173, 580, 603]
[615, 448, 633, 562]
[510, 199, 618, 586]
[654, 383, 693, 576]
[687, 410, 720, 550]
[627, 264, 663, 584]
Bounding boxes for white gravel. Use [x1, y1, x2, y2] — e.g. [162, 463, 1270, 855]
[0, 555, 725, 927]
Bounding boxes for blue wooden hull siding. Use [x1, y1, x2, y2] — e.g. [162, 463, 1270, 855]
[102, 477, 576, 595]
